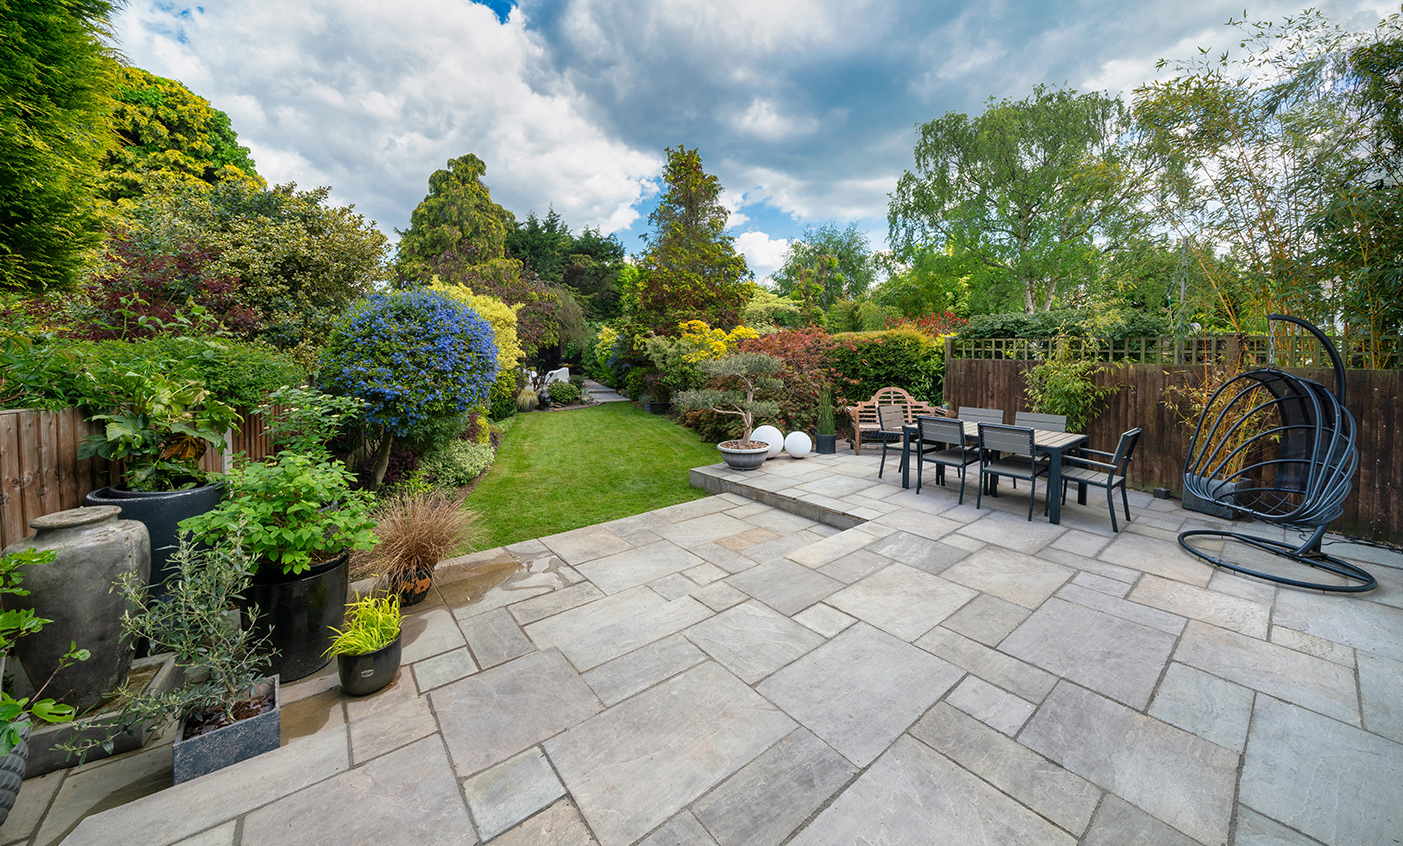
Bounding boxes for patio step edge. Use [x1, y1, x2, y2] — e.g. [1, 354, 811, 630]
[689, 465, 867, 531]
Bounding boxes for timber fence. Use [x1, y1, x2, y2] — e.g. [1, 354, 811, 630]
[944, 338, 1402, 544]
[0, 407, 278, 550]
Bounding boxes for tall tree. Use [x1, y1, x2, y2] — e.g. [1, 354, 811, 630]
[101, 65, 263, 205]
[505, 208, 571, 282]
[0, 0, 117, 292]
[772, 223, 875, 307]
[634, 146, 750, 335]
[506, 209, 627, 319]
[396, 153, 515, 280]
[889, 85, 1158, 314]
[1134, 10, 1401, 334]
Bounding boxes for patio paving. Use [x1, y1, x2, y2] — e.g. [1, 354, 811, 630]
[18, 447, 1403, 845]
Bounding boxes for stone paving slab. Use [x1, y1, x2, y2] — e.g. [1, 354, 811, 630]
[34, 450, 1403, 846]
[545, 662, 795, 846]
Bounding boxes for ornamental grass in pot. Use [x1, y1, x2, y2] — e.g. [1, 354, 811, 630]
[351, 490, 484, 607]
[326, 595, 402, 697]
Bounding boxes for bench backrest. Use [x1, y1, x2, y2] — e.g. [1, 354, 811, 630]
[852, 387, 943, 429]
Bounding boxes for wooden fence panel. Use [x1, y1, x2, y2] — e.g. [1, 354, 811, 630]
[945, 359, 1401, 544]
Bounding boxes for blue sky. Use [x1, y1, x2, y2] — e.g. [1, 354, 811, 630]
[110, 0, 1393, 281]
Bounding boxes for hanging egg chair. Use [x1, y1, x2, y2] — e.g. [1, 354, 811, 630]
[1178, 314, 1374, 592]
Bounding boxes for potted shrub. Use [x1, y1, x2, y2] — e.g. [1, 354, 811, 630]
[676, 353, 783, 471]
[80, 372, 240, 593]
[183, 387, 378, 682]
[0, 549, 87, 825]
[815, 386, 837, 454]
[107, 535, 281, 784]
[352, 490, 483, 607]
[326, 594, 402, 697]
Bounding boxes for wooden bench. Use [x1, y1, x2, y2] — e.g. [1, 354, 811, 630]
[847, 387, 945, 455]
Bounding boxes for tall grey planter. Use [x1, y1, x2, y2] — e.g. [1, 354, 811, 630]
[2, 507, 150, 714]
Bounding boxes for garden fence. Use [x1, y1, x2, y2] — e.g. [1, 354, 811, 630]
[0, 407, 279, 550]
[951, 334, 1403, 369]
[943, 344, 1402, 544]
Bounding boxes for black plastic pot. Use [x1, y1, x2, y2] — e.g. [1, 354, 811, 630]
[245, 554, 349, 682]
[647, 401, 671, 415]
[396, 565, 434, 607]
[337, 633, 402, 696]
[84, 483, 222, 595]
[816, 434, 837, 454]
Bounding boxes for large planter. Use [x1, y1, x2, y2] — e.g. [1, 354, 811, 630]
[815, 434, 837, 455]
[0, 722, 30, 827]
[25, 653, 179, 777]
[337, 633, 402, 697]
[646, 401, 671, 415]
[84, 483, 222, 596]
[172, 676, 280, 784]
[1182, 475, 1248, 520]
[2, 506, 150, 714]
[245, 554, 349, 682]
[718, 441, 770, 471]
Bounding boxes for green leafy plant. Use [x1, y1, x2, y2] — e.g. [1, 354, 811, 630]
[816, 386, 835, 436]
[418, 441, 496, 489]
[674, 353, 783, 441]
[181, 452, 377, 576]
[259, 385, 364, 458]
[0, 549, 89, 757]
[325, 595, 402, 657]
[77, 370, 241, 491]
[1022, 335, 1122, 433]
[544, 381, 581, 405]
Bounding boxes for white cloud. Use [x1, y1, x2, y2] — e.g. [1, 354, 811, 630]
[734, 98, 820, 141]
[111, 0, 660, 241]
[734, 230, 792, 280]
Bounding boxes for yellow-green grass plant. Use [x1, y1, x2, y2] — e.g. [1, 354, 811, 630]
[325, 595, 402, 656]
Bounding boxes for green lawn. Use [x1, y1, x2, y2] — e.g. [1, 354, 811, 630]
[466, 403, 721, 550]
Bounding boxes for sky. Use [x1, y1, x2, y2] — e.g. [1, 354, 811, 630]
[110, 0, 1395, 282]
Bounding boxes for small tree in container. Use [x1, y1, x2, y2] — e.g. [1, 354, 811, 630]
[675, 353, 783, 465]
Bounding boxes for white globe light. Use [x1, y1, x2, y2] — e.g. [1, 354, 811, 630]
[784, 431, 812, 459]
[752, 425, 784, 457]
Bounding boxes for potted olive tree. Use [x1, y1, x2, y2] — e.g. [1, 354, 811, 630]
[183, 387, 377, 682]
[81, 372, 240, 593]
[675, 353, 783, 471]
[107, 535, 280, 784]
[326, 595, 402, 697]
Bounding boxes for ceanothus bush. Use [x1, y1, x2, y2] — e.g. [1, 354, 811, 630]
[320, 290, 498, 449]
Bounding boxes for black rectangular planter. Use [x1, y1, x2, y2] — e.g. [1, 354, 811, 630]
[172, 676, 280, 784]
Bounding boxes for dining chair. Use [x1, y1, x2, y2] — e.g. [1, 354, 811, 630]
[875, 404, 908, 478]
[957, 407, 1005, 427]
[1005, 411, 1066, 485]
[976, 423, 1048, 521]
[1058, 428, 1142, 532]
[914, 416, 979, 503]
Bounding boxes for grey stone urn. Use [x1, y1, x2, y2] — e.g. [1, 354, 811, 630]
[717, 442, 769, 471]
[2, 506, 151, 714]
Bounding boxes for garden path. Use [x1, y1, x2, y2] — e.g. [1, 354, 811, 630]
[19, 445, 1403, 846]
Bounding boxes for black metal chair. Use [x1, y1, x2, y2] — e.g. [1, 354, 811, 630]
[976, 423, 1047, 521]
[1058, 428, 1142, 532]
[875, 404, 908, 479]
[1006, 411, 1066, 486]
[915, 416, 979, 503]
[1178, 314, 1373, 592]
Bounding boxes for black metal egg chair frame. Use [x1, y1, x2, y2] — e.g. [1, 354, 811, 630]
[1178, 314, 1375, 592]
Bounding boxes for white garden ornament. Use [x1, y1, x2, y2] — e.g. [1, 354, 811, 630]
[784, 431, 812, 459]
[751, 425, 784, 457]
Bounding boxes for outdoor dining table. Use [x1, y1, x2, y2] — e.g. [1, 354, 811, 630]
[898, 421, 1089, 525]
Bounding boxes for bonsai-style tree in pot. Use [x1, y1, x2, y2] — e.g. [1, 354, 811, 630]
[183, 387, 378, 681]
[325, 594, 402, 697]
[80, 371, 241, 592]
[101, 535, 280, 784]
[675, 352, 783, 471]
[0, 549, 87, 825]
[351, 490, 483, 607]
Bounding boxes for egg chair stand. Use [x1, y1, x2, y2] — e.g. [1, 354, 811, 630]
[1177, 315, 1375, 593]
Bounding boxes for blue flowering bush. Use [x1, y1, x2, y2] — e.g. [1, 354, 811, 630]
[320, 290, 498, 487]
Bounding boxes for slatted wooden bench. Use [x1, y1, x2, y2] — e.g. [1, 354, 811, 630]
[847, 387, 945, 455]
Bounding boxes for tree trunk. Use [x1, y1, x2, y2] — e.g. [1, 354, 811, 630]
[369, 431, 394, 491]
